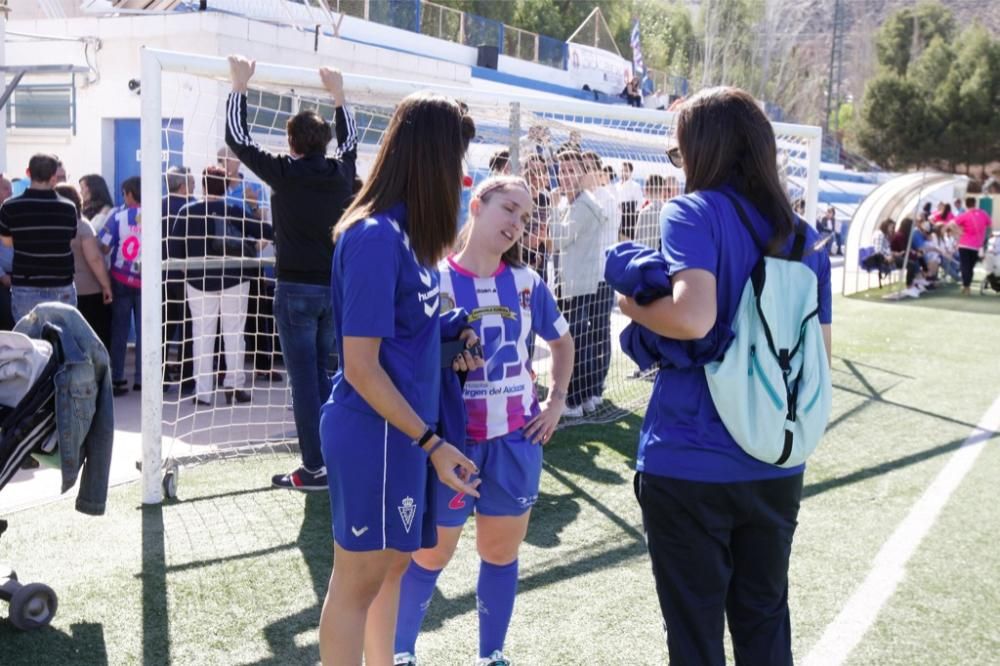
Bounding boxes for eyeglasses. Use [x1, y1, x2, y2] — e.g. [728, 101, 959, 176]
[666, 146, 683, 170]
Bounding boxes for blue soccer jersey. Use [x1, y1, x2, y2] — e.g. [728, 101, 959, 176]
[327, 202, 442, 423]
[321, 203, 444, 552]
[439, 257, 568, 441]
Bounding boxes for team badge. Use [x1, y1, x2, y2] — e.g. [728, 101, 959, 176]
[440, 292, 456, 313]
[398, 496, 416, 533]
[519, 288, 531, 311]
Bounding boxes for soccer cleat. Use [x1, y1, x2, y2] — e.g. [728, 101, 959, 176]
[582, 397, 598, 414]
[476, 650, 511, 666]
[271, 465, 328, 491]
[562, 404, 584, 418]
[393, 653, 417, 666]
[901, 286, 921, 298]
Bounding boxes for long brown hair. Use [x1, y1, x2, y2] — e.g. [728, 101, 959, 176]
[55, 183, 83, 220]
[334, 92, 475, 266]
[456, 175, 531, 268]
[676, 87, 795, 256]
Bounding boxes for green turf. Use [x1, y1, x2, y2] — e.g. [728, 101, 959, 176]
[1, 291, 998, 665]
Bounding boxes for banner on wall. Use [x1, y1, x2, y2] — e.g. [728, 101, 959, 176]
[566, 43, 632, 96]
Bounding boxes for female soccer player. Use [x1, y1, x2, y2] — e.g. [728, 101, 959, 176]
[319, 92, 482, 666]
[392, 175, 574, 666]
[622, 88, 832, 665]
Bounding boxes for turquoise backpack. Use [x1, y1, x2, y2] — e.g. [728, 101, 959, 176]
[704, 192, 832, 468]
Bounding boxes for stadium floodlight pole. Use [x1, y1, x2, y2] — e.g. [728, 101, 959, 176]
[140, 46, 164, 505]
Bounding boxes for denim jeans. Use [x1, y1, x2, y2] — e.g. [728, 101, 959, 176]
[274, 281, 336, 471]
[559, 293, 596, 408]
[110, 281, 141, 384]
[591, 281, 615, 397]
[11, 284, 77, 322]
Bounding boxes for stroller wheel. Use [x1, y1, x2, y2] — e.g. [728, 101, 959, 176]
[8, 582, 58, 630]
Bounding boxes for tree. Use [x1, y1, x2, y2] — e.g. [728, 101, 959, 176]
[857, 73, 934, 169]
[932, 26, 1000, 172]
[624, 0, 697, 78]
[875, 1, 955, 77]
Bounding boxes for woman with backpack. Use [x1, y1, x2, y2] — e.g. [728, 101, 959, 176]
[618, 87, 832, 665]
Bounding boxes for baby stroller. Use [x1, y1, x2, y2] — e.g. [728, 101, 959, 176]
[981, 234, 1000, 295]
[0, 331, 61, 630]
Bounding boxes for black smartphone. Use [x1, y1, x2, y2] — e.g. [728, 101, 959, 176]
[441, 340, 483, 368]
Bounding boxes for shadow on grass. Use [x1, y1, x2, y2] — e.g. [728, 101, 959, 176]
[421, 536, 647, 632]
[141, 504, 169, 666]
[803, 434, 986, 500]
[243, 492, 331, 666]
[0, 621, 108, 665]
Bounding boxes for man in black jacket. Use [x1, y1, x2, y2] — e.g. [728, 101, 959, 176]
[225, 54, 358, 491]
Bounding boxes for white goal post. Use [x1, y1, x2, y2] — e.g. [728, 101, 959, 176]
[139, 47, 822, 504]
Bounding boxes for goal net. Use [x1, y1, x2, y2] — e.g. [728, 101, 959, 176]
[140, 48, 821, 503]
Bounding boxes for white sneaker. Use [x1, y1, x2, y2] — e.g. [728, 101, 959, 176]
[476, 650, 511, 666]
[582, 397, 597, 414]
[901, 286, 921, 298]
[563, 405, 584, 418]
[394, 653, 417, 666]
[591, 395, 604, 407]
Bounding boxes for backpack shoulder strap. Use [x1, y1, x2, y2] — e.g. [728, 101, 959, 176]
[720, 191, 766, 254]
[789, 220, 808, 261]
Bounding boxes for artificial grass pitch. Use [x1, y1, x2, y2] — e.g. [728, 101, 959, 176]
[2, 291, 999, 665]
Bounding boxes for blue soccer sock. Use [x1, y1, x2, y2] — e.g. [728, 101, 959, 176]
[394, 560, 442, 655]
[477, 559, 519, 658]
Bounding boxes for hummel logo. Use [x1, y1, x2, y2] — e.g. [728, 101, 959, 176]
[418, 267, 433, 287]
[351, 525, 369, 537]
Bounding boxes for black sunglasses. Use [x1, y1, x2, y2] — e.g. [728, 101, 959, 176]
[666, 146, 683, 169]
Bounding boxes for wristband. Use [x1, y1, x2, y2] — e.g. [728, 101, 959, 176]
[416, 427, 435, 448]
[425, 438, 447, 457]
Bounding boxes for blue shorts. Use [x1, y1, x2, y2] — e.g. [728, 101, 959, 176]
[320, 403, 438, 552]
[435, 429, 543, 527]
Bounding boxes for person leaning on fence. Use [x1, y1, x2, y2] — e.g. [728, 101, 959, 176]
[618, 87, 832, 666]
[581, 151, 617, 411]
[550, 150, 606, 418]
[224, 54, 358, 492]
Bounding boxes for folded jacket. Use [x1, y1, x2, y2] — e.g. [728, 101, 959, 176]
[604, 241, 734, 371]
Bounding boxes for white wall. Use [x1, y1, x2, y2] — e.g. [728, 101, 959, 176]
[3, 12, 472, 183]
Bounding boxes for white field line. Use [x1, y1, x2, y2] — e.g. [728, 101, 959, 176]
[803, 394, 1000, 666]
